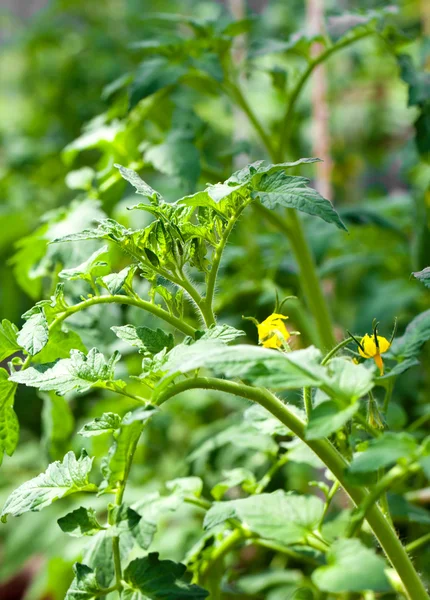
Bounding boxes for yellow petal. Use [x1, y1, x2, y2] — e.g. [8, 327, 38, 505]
[258, 313, 290, 348]
[377, 336, 391, 354]
[262, 334, 282, 349]
[374, 353, 384, 375]
[359, 334, 377, 358]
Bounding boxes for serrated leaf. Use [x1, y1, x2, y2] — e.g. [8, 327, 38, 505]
[112, 325, 174, 355]
[78, 413, 122, 437]
[115, 164, 162, 202]
[17, 309, 49, 356]
[348, 433, 418, 474]
[254, 172, 347, 231]
[204, 492, 324, 546]
[198, 324, 245, 344]
[312, 539, 391, 592]
[100, 265, 136, 295]
[58, 507, 103, 537]
[65, 563, 104, 600]
[390, 309, 430, 359]
[10, 348, 121, 396]
[123, 553, 208, 599]
[306, 402, 359, 440]
[59, 246, 110, 282]
[0, 319, 21, 361]
[413, 267, 430, 288]
[1, 450, 97, 521]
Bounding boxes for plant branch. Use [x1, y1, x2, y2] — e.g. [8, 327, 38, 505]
[155, 376, 429, 600]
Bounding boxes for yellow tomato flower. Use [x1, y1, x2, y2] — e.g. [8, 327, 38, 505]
[257, 313, 290, 349]
[358, 333, 391, 375]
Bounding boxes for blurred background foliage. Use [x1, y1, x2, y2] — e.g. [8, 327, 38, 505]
[0, 0, 429, 598]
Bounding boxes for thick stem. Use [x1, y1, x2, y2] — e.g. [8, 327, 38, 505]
[155, 377, 429, 600]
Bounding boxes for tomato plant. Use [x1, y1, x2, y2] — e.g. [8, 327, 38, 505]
[1, 2, 429, 600]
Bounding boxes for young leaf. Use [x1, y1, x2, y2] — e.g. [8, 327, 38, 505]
[78, 413, 122, 437]
[10, 348, 122, 396]
[115, 164, 162, 202]
[0, 319, 21, 361]
[312, 539, 391, 593]
[389, 309, 430, 359]
[1, 450, 97, 521]
[58, 507, 103, 537]
[412, 267, 430, 288]
[112, 325, 174, 354]
[254, 172, 347, 231]
[0, 368, 18, 465]
[65, 563, 105, 600]
[204, 491, 324, 546]
[17, 309, 49, 356]
[305, 402, 359, 441]
[123, 553, 208, 599]
[59, 246, 110, 282]
[100, 265, 136, 295]
[348, 433, 418, 474]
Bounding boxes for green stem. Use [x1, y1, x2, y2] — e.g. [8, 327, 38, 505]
[346, 463, 420, 538]
[204, 213, 242, 326]
[173, 274, 210, 327]
[318, 480, 340, 530]
[155, 377, 429, 600]
[303, 387, 313, 419]
[253, 538, 319, 566]
[321, 337, 354, 365]
[254, 452, 289, 494]
[49, 294, 196, 337]
[406, 532, 430, 554]
[277, 30, 374, 160]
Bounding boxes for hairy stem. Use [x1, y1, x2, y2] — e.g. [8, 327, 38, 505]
[321, 337, 354, 365]
[155, 377, 429, 600]
[49, 294, 196, 337]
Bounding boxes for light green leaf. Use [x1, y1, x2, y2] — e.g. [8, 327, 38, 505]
[204, 491, 324, 546]
[306, 402, 359, 440]
[59, 246, 110, 282]
[115, 164, 162, 202]
[35, 326, 87, 364]
[65, 563, 104, 600]
[122, 406, 158, 425]
[390, 309, 430, 359]
[165, 476, 203, 498]
[254, 172, 347, 231]
[58, 507, 103, 537]
[198, 324, 245, 344]
[312, 539, 391, 592]
[1, 450, 97, 521]
[112, 325, 174, 354]
[10, 348, 121, 396]
[17, 309, 49, 356]
[0, 368, 18, 465]
[325, 358, 374, 402]
[211, 468, 256, 500]
[101, 422, 143, 492]
[111, 503, 156, 550]
[0, 319, 21, 361]
[349, 433, 418, 474]
[123, 553, 208, 599]
[100, 265, 135, 295]
[78, 413, 122, 437]
[144, 132, 200, 190]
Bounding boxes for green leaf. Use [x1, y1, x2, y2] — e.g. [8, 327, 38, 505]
[413, 267, 430, 288]
[161, 343, 325, 391]
[398, 54, 430, 107]
[65, 563, 104, 600]
[254, 172, 347, 231]
[101, 421, 143, 492]
[111, 503, 156, 550]
[10, 348, 121, 396]
[35, 326, 87, 364]
[41, 392, 74, 460]
[312, 539, 391, 593]
[100, 265, 136, 295]
[325, 358, 374, 402]
[115, 164, 162, 202]
[0, 368, 18, 465]
[166, 476, 203, 498]
[390, 309, 430, 359]
[129, 57, 188, 108]
[78, 413, 122, 437]
[58, 507, 103, 537]
[1, 450, 97, 521]
[112, 325, 174, 355]
[0, 319, 21, 361]
[348, 433, 418, 474]
[204, 491, 324, 546]
[197, 324, 245, 344]
[211, 468, 256, 500]
[144, 131, 200, 190]
[17, 309, 49, 356]
[59, 246, 110, 282]
[305, 402, 359, 440]
[123, 553, 208, 599]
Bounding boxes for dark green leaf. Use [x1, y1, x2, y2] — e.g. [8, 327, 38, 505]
[58, 507, 103, 537]
[390, 310, 430, 359]
[306, 402, 359, 440]
[112, 325, 174, 354]
[65, 563, 104, 600]
[348, 433, 418, 474]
